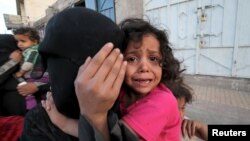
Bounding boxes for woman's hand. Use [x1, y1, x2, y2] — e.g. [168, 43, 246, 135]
[17, 82, 38, 96]
[74, 42, 127, 140]
[75, 43, 126, 116]
[9, 50, 22, 62]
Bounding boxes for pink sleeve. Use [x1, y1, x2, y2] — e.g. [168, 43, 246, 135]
[122, 88, 181, 141]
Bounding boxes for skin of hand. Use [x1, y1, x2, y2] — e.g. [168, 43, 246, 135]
[17, 82, 38, 96]
[15, 70, 26, 78]
[74, 42, 127, 141]
[181, 119, 208, 141]
[9, 50, 22, 62]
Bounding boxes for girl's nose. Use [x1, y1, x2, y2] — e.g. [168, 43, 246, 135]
[138, 58, 149, 73]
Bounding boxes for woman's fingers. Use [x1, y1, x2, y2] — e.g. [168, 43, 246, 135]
[96, 49, 122, 85]
[112, 61, 127, 93]
[77, 56, 92, 77]
[82, 42, 114, 79]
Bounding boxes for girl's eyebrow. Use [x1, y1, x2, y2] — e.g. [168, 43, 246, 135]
[125, 49, 161, 55]
[146, 49, 161, 55]
[148, 50, 160, 54]
[124, 50, 141, 55]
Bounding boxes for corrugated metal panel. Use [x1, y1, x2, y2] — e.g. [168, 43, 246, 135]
[235, 0, 250, 78]
[97, 0, 115, 21]
[85, 0, 115, 21]
[144, 0, 250, 78]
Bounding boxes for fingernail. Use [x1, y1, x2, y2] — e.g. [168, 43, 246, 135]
[119, 53, 123, 59]
[123, 61, 127, 66]
[114, 48, 120, 54]
[105, 42, 113, 50]
[41, 100, 44, 105]
[85, 56, 91, 63]
[46, 91, 51, 99]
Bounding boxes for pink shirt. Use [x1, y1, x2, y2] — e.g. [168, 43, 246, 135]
[120, 84, 181, 141]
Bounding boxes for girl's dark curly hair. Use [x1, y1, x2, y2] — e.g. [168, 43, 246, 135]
[119, 18, 185, 89]
[172, 83, 194, 104]
[13, 27, 40, 43]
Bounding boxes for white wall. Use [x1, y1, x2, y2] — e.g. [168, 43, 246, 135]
[144, 0, 250, 78]
[115, 0, 143, 24]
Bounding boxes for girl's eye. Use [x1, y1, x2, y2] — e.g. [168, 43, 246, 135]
[126, 56, 137, 63]
[149, 56, 160, 62]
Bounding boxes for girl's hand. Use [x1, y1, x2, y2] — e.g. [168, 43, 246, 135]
[181, 119, 208, 141]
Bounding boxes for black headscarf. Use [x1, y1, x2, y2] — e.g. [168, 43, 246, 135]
[0, 34, 18, 65]
[0, 34, 19, 84]
[37, 7, 124, 118]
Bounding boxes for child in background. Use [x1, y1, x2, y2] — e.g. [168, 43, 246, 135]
[42, 18, 184, 141]
[172, 84, 208, 141]
[13, 27, 39, 79]
[13, 27, 49, 110]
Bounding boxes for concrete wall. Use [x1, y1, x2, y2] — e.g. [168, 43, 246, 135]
[115, 0, 143, 24]
[22, 0, 57, 22]
[32, 0, 80, 40]
[48, 0, 80, 14]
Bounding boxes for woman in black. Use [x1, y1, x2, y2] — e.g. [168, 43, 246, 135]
[21, 8, 137, 141]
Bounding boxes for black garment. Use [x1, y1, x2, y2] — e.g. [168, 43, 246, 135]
[78, 112, 138, 141]
[21, 104, 138, 141]
[0, 60, 19, 85]
[0, 34, 18, 65]
[0, 34, 25, 116]
[20, 104, 76, 141]
[0, 75, 26, 116]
